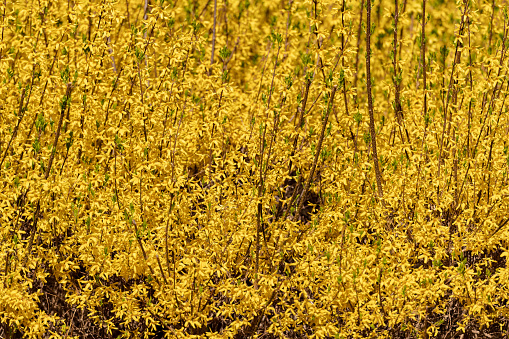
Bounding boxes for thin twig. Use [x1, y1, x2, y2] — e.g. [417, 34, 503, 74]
[209, 0, 218, 74]
[353, 0, 366, 102]
[366, 0, 384, 201]
[295, 85, 338, 218]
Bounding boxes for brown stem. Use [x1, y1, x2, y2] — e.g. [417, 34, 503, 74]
[247, 43, 272, 143]
[397, 0, 408, 67]
[255, 45, 281, 287]
[248, 281, 283, 338]
[114, 146, 121, 211]
[393, 0, 409, 147]
[132, 219, 160, 288]
[1, 0, 6, 44]
[210, 0, 217, 73]
[273, 78, 313, 222]
[288, 78, 312, 174]
[58, 103, 73, 176]
[104, 66, 124, 127]
[197, 0, 212, 20]
[456, 77, 508, 208]
[466, 12, 474, 159]
[353, 0, 365, 103]
[341, 0, 349, 118]
[222, 37, 239, 72]
[366, 0, 384, 200]
[45, 83, 73, 180]
[295, 85, 337, 218]
[23, 82, 73, 266]
[165, 195, 174, 283]
[125, 0, 131, 26]
[0, 88, 27, 171]
[488, 0, 495, 50]
[437, 4, 468, 185]
[283, 0, 293, 58]
[136, 60, 149, 145]
[22, 201, 40, 267]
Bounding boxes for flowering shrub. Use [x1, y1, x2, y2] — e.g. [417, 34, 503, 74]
[1, 0, 509, 337]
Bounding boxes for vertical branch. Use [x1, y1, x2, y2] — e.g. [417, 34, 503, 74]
[45, 83, 73, 180]
[353, 0, 365, 103]
[488, 0, 496, 49]
[87, 7, 92, 42]
[283, 0, 293, 58]
[366, 0, 384, 200]
[397, 0, 408, 59]
[104, 66, 124, 127]
[289, 79, 312, 173]
[274, 78, 312, 222]
[437, 3, 468, 199]
[414, 0, 431, 198]
[0, 88, 27, 171]
[255, 44, 281, 288]
[210, 0, 218, 73]
[143, 0, 149, 26]
[23, 83, 73, 266]
[132, 220, 160, 288]
[295, 86, 338, 218]
[143, 0, 151, 87]
[393, 0, 409, 149]
[466, 13, 474, 160]
[312, 0, 328, 85]
[114, 146, 121, 211]
[125, 0, 131, 26]
[165, 195, 174, 284]
[136, 60, 149, 145]
[340, 0, 349, 117]
[1, 0, 6, 47]
[421, 0, 427, 121]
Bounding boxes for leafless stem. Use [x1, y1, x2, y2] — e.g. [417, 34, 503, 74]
[353, 0, 365, 102]
[104, 66, 124, 127]
[488, 0, 495, 49]
[340, 0, 349, 117]
[288, 78, 312, 174]
[0, 88, 27, 171]
[23, 83, 73, 266]
[1, 0, 6, 45]
[420, 0, 427, 121]
[437, 3, 468, 201]
[393, 0, 410, 148]
[366, 0, 384, 201]
[283, 0, 293, 57]
[255, 45, 281, 288]
[132, 219, 160, 288]
[45, 83, 73, 180]
[295, 85, 337, 218]
[210, 0, 218, 73]
[197, 0, 212, 20]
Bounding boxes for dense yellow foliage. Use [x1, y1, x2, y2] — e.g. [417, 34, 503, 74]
[1, 0, 509, 337]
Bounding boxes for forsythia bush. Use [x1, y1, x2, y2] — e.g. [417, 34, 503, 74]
[1, 0, 509, 337]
